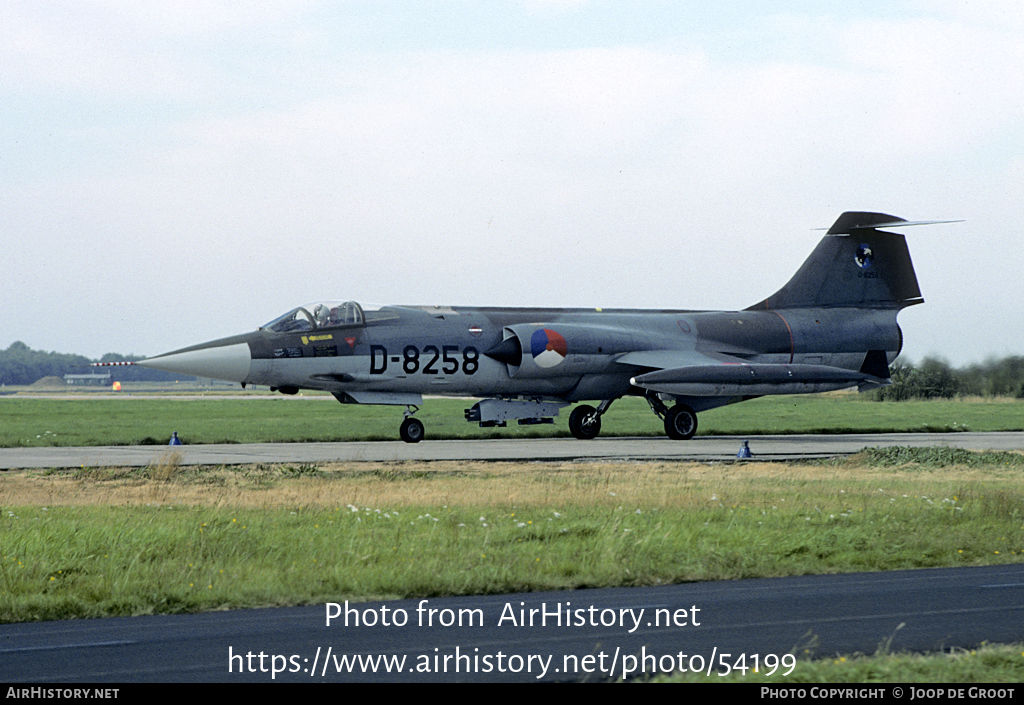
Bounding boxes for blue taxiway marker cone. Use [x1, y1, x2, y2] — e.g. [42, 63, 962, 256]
[737, 440, 752, 458]
[169, 431, 182, 446]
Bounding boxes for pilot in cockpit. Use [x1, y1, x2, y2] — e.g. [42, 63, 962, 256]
[328, 305, 344, 326]
[312, 304, 330, 328]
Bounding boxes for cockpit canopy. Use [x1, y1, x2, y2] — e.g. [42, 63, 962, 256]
[262, 301, 396, 333]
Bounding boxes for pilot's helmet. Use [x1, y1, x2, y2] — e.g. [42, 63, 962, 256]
[313, 304, 329, 326]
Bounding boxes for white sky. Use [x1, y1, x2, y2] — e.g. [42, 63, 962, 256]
[2, 1, 1022, 365]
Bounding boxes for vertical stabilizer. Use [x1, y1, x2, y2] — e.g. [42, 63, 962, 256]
[747, 212, 923, 311]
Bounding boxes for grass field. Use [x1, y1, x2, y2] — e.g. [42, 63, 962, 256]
[2, 393, 1024, 447]
[3, 448, 1024, 623]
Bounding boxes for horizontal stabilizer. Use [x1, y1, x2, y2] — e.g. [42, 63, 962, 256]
[630, 363, 886, 397]
[844, 219, 963, 231]
[821, 212, 962, 235]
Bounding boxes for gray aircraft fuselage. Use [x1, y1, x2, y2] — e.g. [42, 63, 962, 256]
[237, 304, 898, 401]
[129, 212, 949, 442]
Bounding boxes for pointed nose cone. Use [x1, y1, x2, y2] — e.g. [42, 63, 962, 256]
[137, 338, 252, 383]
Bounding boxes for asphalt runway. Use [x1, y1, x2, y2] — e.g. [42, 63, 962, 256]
[1, 432, 1023, 470]
[3, 564, 1023, 682]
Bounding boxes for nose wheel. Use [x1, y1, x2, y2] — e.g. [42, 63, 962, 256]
[399, 406, 424, 443]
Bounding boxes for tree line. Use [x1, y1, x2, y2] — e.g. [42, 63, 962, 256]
[874, 356, 1024, 400]
[0, 341, 192, 386]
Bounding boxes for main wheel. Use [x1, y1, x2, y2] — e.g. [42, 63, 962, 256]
[664, 404, 697, 440]
[400, 417, 425, 443]
[568, 404, 601, 440]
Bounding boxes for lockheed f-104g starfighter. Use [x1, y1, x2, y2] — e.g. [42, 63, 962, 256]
[115, 211, 956, 442]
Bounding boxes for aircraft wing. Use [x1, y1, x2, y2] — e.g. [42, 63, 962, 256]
[617, 350, 887, 397]
[614, 349, 736, 371]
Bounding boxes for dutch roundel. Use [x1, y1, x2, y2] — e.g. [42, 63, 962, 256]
[530, 328, 568, 368]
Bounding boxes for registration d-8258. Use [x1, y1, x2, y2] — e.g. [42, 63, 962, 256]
[369, 345, 480, 376]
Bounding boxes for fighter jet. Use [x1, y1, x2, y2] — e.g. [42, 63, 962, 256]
[121, 212, 953, 443]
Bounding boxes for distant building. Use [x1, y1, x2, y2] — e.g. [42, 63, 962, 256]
[63, 372, 111, 386]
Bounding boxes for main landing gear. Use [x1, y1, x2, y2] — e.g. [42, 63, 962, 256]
[399, 406, 424, 443]
[569, 395, 698, 440]
[645, 392, 698, 440]
[663, 404, 698, 440]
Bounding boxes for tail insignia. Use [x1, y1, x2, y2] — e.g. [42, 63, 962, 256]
[855, 244, 874, 269]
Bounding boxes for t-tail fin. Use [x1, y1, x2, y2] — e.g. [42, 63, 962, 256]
[747, 211, 931, 311]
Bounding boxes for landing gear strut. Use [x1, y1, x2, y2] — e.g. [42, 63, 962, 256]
[568, 399, 615, 440]
[399, 406, 424, 443]
[645, 391, 698, 440]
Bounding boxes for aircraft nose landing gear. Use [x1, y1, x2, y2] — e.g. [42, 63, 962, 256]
[399, 406, 424, 443]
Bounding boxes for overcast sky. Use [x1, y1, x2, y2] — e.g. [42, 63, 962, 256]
[3, 1, 1022, 366]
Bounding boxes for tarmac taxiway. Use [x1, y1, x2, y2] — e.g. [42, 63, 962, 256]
[1, 432, 1022, 469]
